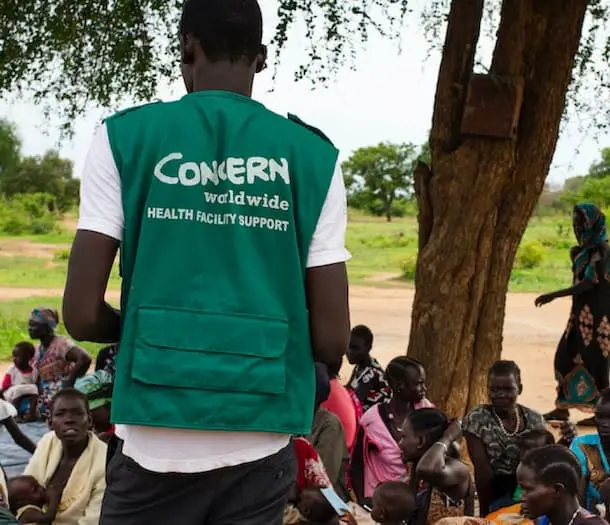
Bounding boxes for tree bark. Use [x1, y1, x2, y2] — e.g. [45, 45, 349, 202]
[408, 0, 589, 417]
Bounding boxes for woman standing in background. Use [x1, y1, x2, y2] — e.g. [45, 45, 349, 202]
[536, 203, 610, 426]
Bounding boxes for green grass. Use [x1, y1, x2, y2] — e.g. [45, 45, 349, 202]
[0, 213, 576, 291]
[0, 211, 580, 360]
[0, 297, 106, 361]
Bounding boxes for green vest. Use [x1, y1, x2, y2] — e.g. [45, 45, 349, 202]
[105, 91, 338, 434]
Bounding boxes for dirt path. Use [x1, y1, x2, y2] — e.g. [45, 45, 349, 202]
[0, 285, 568, 416]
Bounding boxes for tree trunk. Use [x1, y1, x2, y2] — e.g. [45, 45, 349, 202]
[385, 197, 393, 222]
[408, 0, 589, 417]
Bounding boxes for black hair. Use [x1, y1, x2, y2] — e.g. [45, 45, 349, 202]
[407, 408, 449, 445]
[326, 359, 342, 379]
[51, 388, 89, 413]
[314, 363, 331, 407]
[374, 481, 416, 522]
[520, 445, 582, 496]
[488, 360, 522, 386]
[351, 325, 373, 348]
[385, 356, 424, 391]
[518, 429, 555, 450]
[13, 341, 35, 360]
[298, 487, 336, 523]
[179, 0, 264, 63]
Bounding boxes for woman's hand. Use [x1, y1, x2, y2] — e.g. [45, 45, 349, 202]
[535, 293, 555, 307]
[558, 421, 577, 446]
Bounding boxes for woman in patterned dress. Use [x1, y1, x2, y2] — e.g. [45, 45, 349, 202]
[536, 203, 610, 426]
[463, 361, 546, 517]
[28, 308, 92, 419]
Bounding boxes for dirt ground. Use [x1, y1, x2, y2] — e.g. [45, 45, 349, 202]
[0, 284, 570, 417]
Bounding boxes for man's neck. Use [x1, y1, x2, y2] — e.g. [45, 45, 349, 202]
[191, 63, 254, 97]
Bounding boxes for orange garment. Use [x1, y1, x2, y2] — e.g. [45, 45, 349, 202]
[322, 379, 358, 449]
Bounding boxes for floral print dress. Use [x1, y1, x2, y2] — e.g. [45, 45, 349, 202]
[35, 335, 77, 419]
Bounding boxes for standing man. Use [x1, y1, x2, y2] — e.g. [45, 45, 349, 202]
[62, 0, 350, 523]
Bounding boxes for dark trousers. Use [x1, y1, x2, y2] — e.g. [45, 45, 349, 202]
[100, 441, 296, 525]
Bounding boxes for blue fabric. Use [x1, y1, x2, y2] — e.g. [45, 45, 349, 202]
[0, 421, 47, 478]
[573, 203, 610, 282]
[570, 433, 610, 510]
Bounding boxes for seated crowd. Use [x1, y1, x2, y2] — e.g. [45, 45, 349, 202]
[0, 315, 609, 525]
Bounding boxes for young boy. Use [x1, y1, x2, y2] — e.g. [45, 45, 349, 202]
[1, 343, 38, 421]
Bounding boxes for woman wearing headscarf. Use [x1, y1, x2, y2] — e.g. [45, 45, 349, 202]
[28, 307, 92, 419]
[536, 203, 610, 426]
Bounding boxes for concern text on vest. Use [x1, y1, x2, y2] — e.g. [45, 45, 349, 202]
[154, 154, 290, 186]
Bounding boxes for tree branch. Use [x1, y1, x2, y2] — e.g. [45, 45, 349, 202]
[430, 0, 485, 154]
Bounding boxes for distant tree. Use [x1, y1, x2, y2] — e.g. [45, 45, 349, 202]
[561, 176, 610, 209]
[0, 120, 21, 186]
[587, 147, 610, 179]
[342, 142, 417, 222]
[0, 149, 79, 212]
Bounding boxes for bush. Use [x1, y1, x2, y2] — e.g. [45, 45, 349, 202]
[0, 193, 59, 235]
[516, 241, 546, 269]
[400, 255, 417, 281]
[53, 248, 70, 261]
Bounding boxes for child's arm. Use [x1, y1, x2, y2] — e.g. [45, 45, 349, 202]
[3, 418, 36, 454]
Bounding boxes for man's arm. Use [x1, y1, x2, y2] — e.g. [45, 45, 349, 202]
[63, 232, 121, 342]
[62, 123, 124, 343]
[305, 161, 351, 366]
[306, 263, 349, 365]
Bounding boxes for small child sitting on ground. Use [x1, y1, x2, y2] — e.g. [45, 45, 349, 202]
[371, 482, 416, 525]
[297, 487, 341, 524]
[7, 475, 59, 524]
[1, 343, 38, 421]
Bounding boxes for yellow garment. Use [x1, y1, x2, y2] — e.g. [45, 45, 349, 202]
[16, 504, 44, 525]
[0, 466, 7, 509]
[24, 431, 106, 525]
[486, 503, 534, 525]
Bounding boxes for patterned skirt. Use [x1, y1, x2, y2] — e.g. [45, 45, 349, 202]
[554, 296, 610, 411]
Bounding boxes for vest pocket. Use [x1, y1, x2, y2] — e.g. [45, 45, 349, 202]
[131, 307, 288, 395]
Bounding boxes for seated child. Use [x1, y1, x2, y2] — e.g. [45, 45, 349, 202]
[371, 482, 416, 525]
[298, 487, 341, 524]
[7, 475, 59, 524]
[1, 343, 38, 421]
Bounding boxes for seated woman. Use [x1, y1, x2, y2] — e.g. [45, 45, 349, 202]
[322, 360, 358, 452]
[463, 360, 546, 516]
[24, 389, 106, 525]
[570, 387, 610, 512]
[309, 363, 349, 500]
[28, 308, 91, 419]
[518, 445, 608, 525]
[350, 356, 433, 503]
[400, 408, 474, 525]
